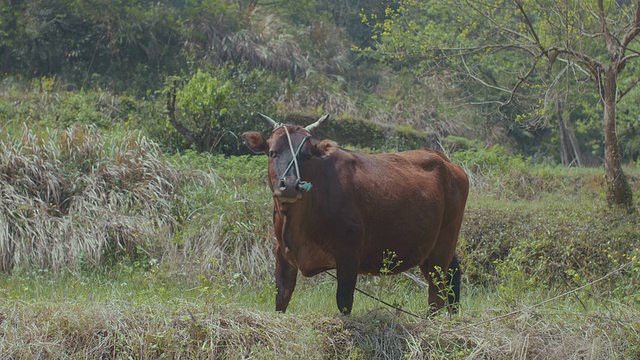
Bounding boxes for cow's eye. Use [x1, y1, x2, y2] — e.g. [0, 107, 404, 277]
[269, 150, 277, 158]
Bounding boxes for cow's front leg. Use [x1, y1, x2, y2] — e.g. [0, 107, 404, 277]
[335, 257, 358, 315]
[275, 246, 298, 313]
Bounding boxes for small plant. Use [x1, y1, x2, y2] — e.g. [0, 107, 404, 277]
[430, 265, 458, 314]
[165, 70, 232, 153]
[376, 249, 404, 309]
[380, 249, 403, 276]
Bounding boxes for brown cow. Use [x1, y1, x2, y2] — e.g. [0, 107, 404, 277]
[243, 114, 469, 315]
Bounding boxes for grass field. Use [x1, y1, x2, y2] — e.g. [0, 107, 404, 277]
[1, 268, 638, 358]
[0, 125, 639, 359]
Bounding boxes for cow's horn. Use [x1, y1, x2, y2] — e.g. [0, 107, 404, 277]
[258, 113, 279, 128]
[305, 114, 330, 132]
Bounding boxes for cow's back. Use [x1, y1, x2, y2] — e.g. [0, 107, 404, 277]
[333, 148, 468, 274]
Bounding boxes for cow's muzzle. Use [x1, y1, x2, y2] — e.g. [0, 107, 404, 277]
[274, 176, 303, 203]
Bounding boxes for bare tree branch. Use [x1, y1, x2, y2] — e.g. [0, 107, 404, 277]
[599, 0, 623, 64]
[461, 57, 512, 94]
[617, 72, 640, 102]
[544, 62, 571, 111]
[546, 46, 602, 78]
[557, 58, 592, 79]
[166, 81, 198, 144]
[499, 56, 540, 111]
[621, 0, 640, 49]
[514, 0, 547, 55]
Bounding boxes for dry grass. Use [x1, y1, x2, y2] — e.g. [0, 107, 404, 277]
[0, 123, 274, 284]
[160, 153, 274, 284]
[0, 125, 180, 271]
[0, 293, 637, 359]
[0, 299, 323, 359]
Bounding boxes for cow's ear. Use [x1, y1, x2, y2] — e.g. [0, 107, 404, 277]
[242, 131, 268, 154]
[312, 140, 339, 158]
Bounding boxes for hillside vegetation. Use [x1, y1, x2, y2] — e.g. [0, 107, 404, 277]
[2, 0, 639, 162]
[1, 1, 640, 358]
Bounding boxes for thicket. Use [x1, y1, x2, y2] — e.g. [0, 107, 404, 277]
[0, 78, 441, 155]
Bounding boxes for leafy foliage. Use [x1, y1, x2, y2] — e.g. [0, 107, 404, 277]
[3, 0, 639, 167]
[166, 70, 232, 152]
[164, 65, 279, 154]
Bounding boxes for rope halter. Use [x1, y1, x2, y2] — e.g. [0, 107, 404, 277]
[257, 113, 330, 194]
[276, 124, 313, 192]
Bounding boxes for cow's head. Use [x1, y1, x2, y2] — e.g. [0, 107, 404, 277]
[243, 114, 338, 204]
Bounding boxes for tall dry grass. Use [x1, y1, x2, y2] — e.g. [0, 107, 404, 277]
[159, 159, 274, 284]
[0, 124, 275, 286]
[0, 125, 179, 271]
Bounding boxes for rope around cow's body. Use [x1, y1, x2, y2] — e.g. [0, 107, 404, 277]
[323, 260, 633, 332]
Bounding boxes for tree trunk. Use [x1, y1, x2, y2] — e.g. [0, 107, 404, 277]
[556, 97, 570, 166]
[566, 126, 582, 167]
[556, 97, 582, 167]
[602, 65, 634, 211]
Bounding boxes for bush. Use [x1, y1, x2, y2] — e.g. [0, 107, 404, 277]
[459, 193, 640, 294]
[0, 77, 150, 131]
[281, 113, 436, 151]
[162, 65, 280, 155]
[451, 145, 610, 201]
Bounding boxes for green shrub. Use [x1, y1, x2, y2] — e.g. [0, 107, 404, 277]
[450, 145, 611, 201]
[0, 77, 149, 132]
[281, 113, 435, 151]
[459, 198, 640, 293]
[162, 65, 279, 155]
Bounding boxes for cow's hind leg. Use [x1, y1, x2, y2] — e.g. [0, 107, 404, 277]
[419, 249, 460, 313]
[448, 254, 461, 309]
[275, 248, 298, 313]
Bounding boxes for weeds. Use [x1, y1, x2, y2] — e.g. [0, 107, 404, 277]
[429, 265, 458, 314]
[375, 249, 404, 309]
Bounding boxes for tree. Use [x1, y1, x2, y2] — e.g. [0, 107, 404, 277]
[369, 0, 637, 210]
[165, 66, 279, 154]
[166, 70, 233, 153]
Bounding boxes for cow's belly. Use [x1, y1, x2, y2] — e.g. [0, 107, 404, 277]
[352, 196, 442, 272]
[288, 243, 336, 277]
[357, 228, 438, 275]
